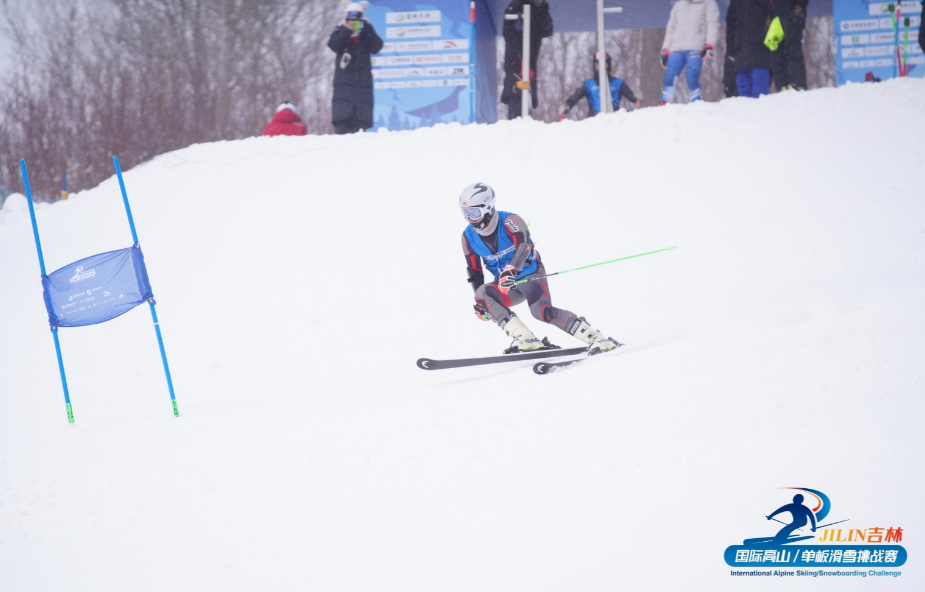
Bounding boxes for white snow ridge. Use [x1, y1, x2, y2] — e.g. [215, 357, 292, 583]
[1, 79, 924, 591]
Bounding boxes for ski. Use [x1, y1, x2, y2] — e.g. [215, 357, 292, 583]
[533, 358, 588, 375]
[417, 346, 587, 370]
[533, 343, 623, 375]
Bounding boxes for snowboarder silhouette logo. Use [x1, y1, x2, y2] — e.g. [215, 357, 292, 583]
[767, 493, 817, 542]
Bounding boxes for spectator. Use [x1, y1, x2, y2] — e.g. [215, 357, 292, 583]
[770, 0, 809, 90]
[327, 1, 383, 134]
[659, 0, 721, 104]
[723, 53, 740, 98]
[921, 3, 925, 54]
[261, 101, 308, 137]
[559, 52, 640, 119]
[501, 0, 554, 120]
[726, 0, 773, 98]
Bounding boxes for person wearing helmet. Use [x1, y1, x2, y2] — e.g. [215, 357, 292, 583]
[659, 0, 721, 104]
[327, 1, 384, 134]
[459, 183, 622, 355]
[559, 52, 641, 120]
[261, 101, 308, 137]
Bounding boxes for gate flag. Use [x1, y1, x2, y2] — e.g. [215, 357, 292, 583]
[42, 245, 153, 328]
[20, 156, 179, 424]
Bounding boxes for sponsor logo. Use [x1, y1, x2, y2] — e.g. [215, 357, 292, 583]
[386, 55, 414, 66]
[69, 266, 96, 283]
[840, 34, 870, 45]
[442, 53, 468, 63]
[724, 487, 908, 573]
[397, 41, 432, 52]
[505, 218, 520, 233]
[839, 19, 879, 32]
[386, 10, 441, 24]
[842, 47, 865, 58]
[864, 45, 891, 57]
[869, 2, 920, 17]
[421, 360, 430, 368]
[484, 245, 515, 261]
[436, 39, 470, 50]
[386, 25, 441, 40]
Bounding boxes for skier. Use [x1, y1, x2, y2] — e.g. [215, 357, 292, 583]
[459, 182, 621, 355]
[559, 52, 641, 120]
[766, 494, 817, 542]
[659, 0, 721, 104]
[327, 1, 384, 134]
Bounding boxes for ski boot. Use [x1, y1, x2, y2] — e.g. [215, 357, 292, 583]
[501, 316, 558, 354]
[570, 317, 623, 356]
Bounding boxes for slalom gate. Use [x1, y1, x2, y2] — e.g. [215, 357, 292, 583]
[20, 156, 179, 424]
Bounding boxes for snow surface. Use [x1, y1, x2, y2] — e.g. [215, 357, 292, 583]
[1, 80, 924, 591]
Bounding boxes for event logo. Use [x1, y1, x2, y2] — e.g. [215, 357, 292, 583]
[69, 265, 96, 283]
[724, 488, 908, 572]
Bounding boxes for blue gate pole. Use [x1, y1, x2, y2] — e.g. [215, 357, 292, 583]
[469, 0, 476, 124]
[20, 159, 75, 424]
[112, 156, 179, 417]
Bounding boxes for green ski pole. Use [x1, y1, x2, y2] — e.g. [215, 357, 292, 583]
[515, 246, 676, 285]
[903, 16, 910, 76]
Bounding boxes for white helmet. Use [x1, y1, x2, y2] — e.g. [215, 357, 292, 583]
[459, 182, 496, 229]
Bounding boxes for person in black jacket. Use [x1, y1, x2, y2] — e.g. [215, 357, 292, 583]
[770, 0, 809, 90]
[327, 2, 384, 134]
[501, 0, 554, 119]
[921, 3, 925, 54]
[726, 0, 773, 98]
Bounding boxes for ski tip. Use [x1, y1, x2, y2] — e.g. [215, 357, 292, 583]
[533, 362, 549, 375]
[416, 358, 434, 370]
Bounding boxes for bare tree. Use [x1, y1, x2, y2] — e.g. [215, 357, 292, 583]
[0, 0, 340, 198]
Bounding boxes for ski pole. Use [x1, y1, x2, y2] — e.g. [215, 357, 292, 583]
[769, 517, 788, 526]
[903, 16, 910, 77]
[515, 246, 676, 285]
[814, 519, 849, 530]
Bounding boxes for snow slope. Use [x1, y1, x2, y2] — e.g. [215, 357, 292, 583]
[1, 79, 924, 591]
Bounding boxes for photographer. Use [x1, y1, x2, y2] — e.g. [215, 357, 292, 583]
[500, 0, 554, 120]
[327, 1, 384, 134]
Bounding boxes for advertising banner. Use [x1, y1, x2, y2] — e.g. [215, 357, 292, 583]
[367, 1, 482, 130]
[834, 1, 923, 84]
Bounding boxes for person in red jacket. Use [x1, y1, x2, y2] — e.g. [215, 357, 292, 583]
[261, 101, 308, 137]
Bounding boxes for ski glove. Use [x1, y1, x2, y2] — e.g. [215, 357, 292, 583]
[660, 50, 669, 69]
[498, 265, 518, 295]
[474, 303, 491, 322]
[701, 44, 714, 61]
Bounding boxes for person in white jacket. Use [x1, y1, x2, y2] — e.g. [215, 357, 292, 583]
[659, 0, 720, 104]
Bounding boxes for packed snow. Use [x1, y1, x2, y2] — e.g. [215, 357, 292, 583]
[1, 79, 924, 591]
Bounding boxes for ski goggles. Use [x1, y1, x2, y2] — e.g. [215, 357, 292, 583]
[346, 10, 364, 19]
[462, 206, 486, 220]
